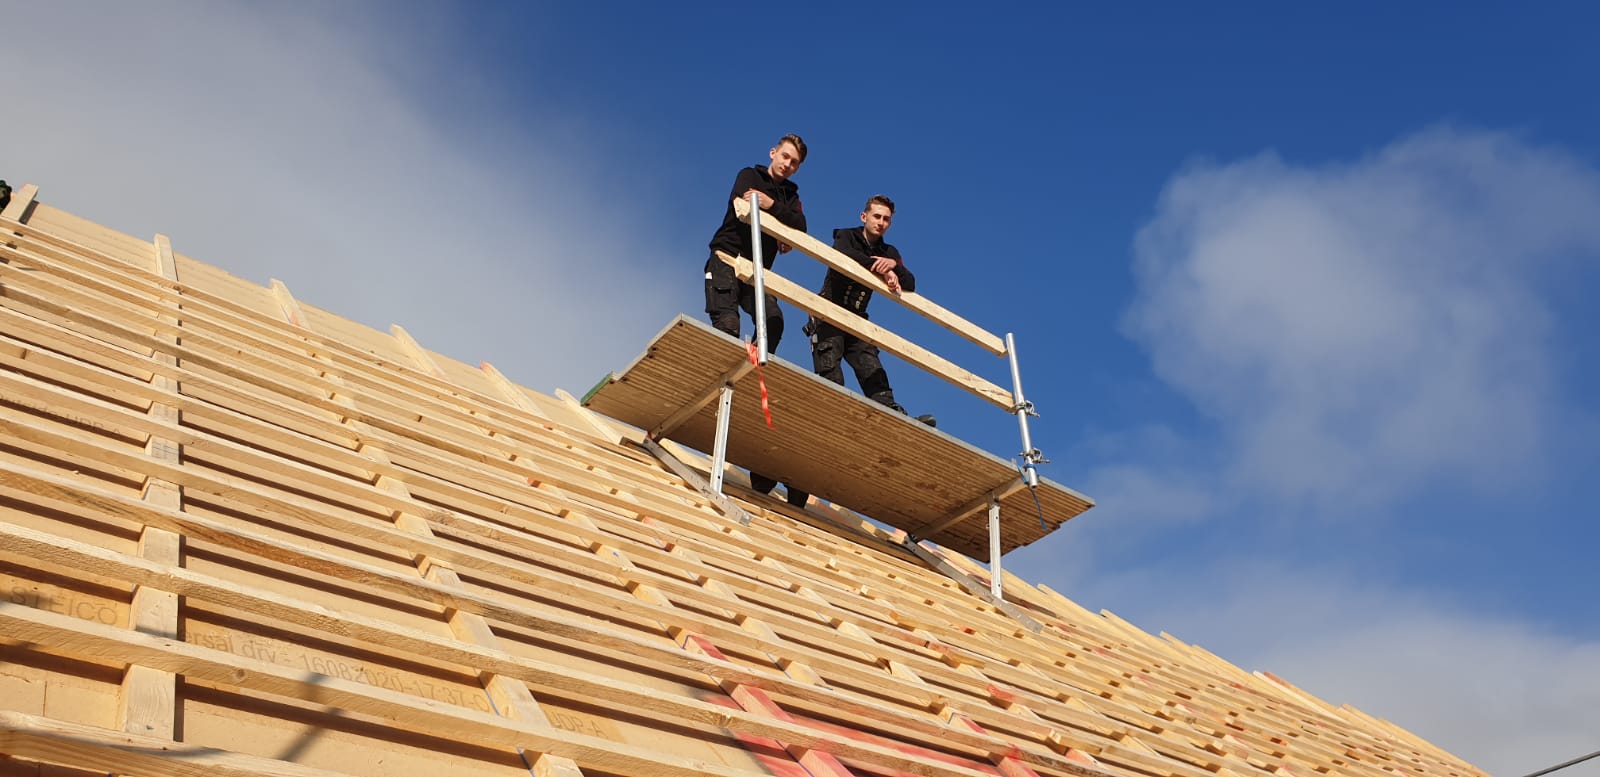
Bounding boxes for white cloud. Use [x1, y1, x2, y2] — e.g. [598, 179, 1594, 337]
[1068, 423, 1224, 530]
[1033, 130, 1600, 777]
[1123, 128, 1600, 512]
[1, 1, 684, 394]
[1090, 563, 1600, 777]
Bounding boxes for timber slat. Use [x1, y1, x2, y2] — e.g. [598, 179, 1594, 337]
[0, 192, 1490, 777]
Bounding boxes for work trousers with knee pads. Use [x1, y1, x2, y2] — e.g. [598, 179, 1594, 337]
[810, 321, 902, 413]
[704, 256, 784, 350]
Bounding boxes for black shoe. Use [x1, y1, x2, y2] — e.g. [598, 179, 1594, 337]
[916, 414, 937, 428]
[749, 472, 777, 494]
[786, 488, 810, 507]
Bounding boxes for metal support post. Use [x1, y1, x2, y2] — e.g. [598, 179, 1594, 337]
[988, 497, 1004, 600]
[1005, 332, 1042, 488]
[749, 192, 770, 364]
[707, 385, 735, 494]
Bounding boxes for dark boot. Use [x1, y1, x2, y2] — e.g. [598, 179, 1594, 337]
[868, 391, 906, 414]
[870, 390, 933, 426]
[749, 472, 778, 494]
[785, 487, 810, 508]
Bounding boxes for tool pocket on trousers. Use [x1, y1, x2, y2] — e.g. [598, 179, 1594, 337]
[813, 339, 840, 374]
[705, 277, 737, 315]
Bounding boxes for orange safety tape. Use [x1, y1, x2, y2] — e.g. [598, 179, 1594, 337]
[746, 341, 774, 428]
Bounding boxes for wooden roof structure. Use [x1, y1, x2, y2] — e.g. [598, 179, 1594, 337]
[582, 315, 1094, 558]
[0, 184, 1487, 777]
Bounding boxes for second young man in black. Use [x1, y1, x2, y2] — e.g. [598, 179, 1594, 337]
[811, 194, 934, 426]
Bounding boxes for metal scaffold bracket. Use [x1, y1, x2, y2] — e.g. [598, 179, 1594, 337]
[707, 384, 736, 495]
[988, 497, 1004, 600]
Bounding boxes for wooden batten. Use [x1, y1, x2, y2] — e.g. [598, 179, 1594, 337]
[716, 251, 1014, 410]
[0, 189, 1490, 777]
[733, 196, 1008, 356]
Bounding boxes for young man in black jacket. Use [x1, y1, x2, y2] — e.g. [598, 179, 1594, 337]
[704, 134, 808, 350]
[704, 135, 810, 505]
[811, 194, 934, 426]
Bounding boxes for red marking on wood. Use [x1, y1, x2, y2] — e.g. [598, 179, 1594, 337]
[987, 685, 1019, 705]
[705, 695, 814, 777]
[792, 708, 1004, 775]
[952, 715, 1043, 777]
[727, 686, 856, 776]
[680, 632, 727, 660]
[682, 631, 856, 777]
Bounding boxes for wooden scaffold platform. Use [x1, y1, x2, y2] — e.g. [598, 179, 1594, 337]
[586, 195, 1094, 569]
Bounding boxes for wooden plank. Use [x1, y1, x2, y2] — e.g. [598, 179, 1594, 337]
[640, 435, 751, 525]
[0, 711, 356, 777]
[12, 201, 153, 265]
[584, 316, 1094, 556]
[651, 355, 754, 439]
[119, 231, 182, 742]
[733, 197, 1007, 356]
[0, 193, 1491, 777]
[0, 453, 1022, 766]
[3, 388, 1088, 770]
[0, 604, 748, 777]
[0, 570, 1032, 777]
[0, 293, 690, 537]
[679, 634, 856, 777]
[718, 250, 1014, 410]
[353, 316, 584, 777]
[1, 231, 680, 500]
[914, 476, 1029, 538]
[391, 324, 447, 379]
[0, 247, 689, 521]
[1, 182, 39, 221]
[0, 459, 1098, 777]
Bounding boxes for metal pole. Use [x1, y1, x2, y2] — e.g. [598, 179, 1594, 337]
[708, 385, 735, 494]
[988, 497, 1003, 600]
[1005, 333, 1040, 488]
[749, 192, 769, 364]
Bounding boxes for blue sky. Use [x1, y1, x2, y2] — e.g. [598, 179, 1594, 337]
[6, 3, 1599, 775]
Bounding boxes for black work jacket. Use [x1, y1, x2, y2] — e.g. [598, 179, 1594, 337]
[821, 227, 916, 318]
[707, 164, 805, 268]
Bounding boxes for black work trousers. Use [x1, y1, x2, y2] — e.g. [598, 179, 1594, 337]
[811, 321, 902, 412]
[704, 256, 784, 350]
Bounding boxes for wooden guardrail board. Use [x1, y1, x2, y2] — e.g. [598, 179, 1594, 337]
[0, 189, 1489, 777]
[582, 315, 1094, 557]
[717, 251, 1015, 410]
[733, 197, 1008, 356]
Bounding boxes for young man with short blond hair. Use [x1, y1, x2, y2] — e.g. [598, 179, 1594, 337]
[704, 134, 808, 349]
[703, 135, 810, 504]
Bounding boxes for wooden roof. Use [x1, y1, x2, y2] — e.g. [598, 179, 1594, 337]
[0, 185, 1487, 777]
[582, 315, 1094, 558]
